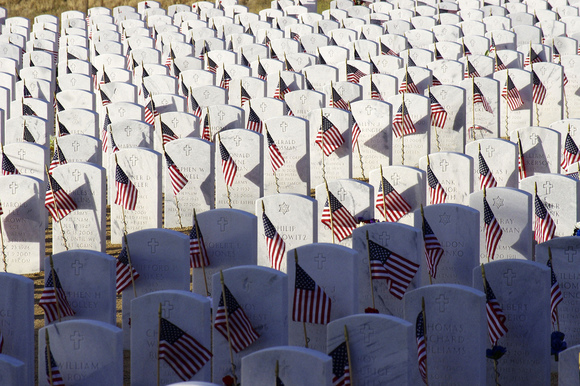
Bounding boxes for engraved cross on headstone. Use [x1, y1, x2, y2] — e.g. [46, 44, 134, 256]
[118, 108, 126, 117]
[530, 133, 540, 145]
[72, 141, 80, 151]
[129, 155, 138, 166]
[543, 181, 553, 195]
[72, 259, 84, 275]
[360, 324, 374, 344]
[233, 135, 242, 146]
[565, 246, 577, 263]
[439, 159, 449, 172]
[280, 121, 288, 132]
[486, 146, 495, 158]
[9, 182, 18, 194]
[70, 331, 84, 350]
[162, 301, 174, 318]
[183, 144, 192, 156]
[72, 169, 81, 182]
[365, 105, 373, 115]
[18, 149, 26, 160]
[504, 269, 516, 286]
[390, 173, 401, 186]
[172, 117, 179, 128]
[435, 294, 449, 312]
[148, 238, 160, 253]
[300, 95, 307, 104]
[218, 217, 229, 231]
[315, 253, 326, 269]
[125, 126, 133, 136]
[337, 187, 348, 201]
[218, 110, 225, 120]
[378, 232, 390, 245]
[260, 102, 268, 112]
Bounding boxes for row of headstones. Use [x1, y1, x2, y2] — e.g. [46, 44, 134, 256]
[1, 126, 578, 273]
[5, 247, 580, 385]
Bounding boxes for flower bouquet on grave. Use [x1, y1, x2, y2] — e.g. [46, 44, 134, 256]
[551, 331, 567, 361]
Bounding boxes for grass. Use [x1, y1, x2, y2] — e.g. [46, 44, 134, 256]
[0, 0, 331, 24]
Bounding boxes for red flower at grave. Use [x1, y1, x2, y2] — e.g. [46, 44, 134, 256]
[365, 307, 379, 314]
[222, 375, 235, 386]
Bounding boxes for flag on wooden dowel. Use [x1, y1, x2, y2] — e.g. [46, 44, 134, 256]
[257, 60, 267, 80]
[398, 71, 420, 94]
[501, 74, 524, 111]
[23, 124, 36, 143]
[427, 164, 447, 205]
[351, 114, 361, 149]
[368, 239, 419, 299]
[165, 153, 188, 195]
[331, 85, 349, 110]
[531, 69, 546, 105]
[524, 46, 542, 67]
[392, 103, 416, 138]
[375, 176, 411, 222]
[381, 41, 398, 56]
[561, 132, 580, 170]
[246, 106, 263, 133]
[39, 269, 75, 323]
[484, 195, 503, 261]
[215, 284, 260, 353]
[416, 311, 428, 384]
[429, 91, 448, 128]
[240, 84, 251, 106]
[49, 143, 68, 173]
[422, 216, 444, 279]
[263, 212, 286, 271]
[202, 112, 211, 142]
[143, 84, 156, 125]
[293, 262, 332, 324]
[220, 67, 232, 90]
[346, 63, 366, 84]
[102, 112, 111, 151]
[464, 60, 480, 79]
[274, 76, 291, 100]
[45, 174, 77, 221]
[190, 93, 202, 117]
[329, 342, 351, 386]
[158, 317, 212, 381]
[484, 278, 508, 346]
[473, 83, 493, 113]
[315, 116, 345, 156]
[548, 259, 563, 324]
[161, 121, 179, 145]
[115, 246, 140, 293]
[189, 221, 210, 268]
[45, 345, 65, 386]
[517, 134, 527, 180]
[321, 191, 357, 242]
[267, 131, 285, 172]
[219, 141, 238, 187]
[114, 164, 138, 210]
[478, 150, 497, 190]
[371, 79, 382, 100]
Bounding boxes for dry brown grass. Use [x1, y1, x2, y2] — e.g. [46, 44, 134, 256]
[0, 0, 330, 23]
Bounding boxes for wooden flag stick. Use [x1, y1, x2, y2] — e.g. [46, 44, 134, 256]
[349, 101, 366, 180]
[531, 62, 540, 126]
[401, 93, 406, 165]
[115, 154, 138, 297]
[483, 186, 490, 263]
[429, 85, 441, 152]
[420, 204, 432, 285]
[157, 302, 162, 386]
[275, 360, 280, 385]
[482, 264, 500, 386]
[421, 297, 428, 385]
[193, 209, 209, 297]
[365, 231, 376, 309]
[549, 247, 560, 331]
[344, 325, 354, 386]
[324, 178, 336, 244]
[46, 330, 54, 386]
[295, 250, 309, 348]
[220, 271, 239, 384]
[45, 166, 69, 251]
[379, 165, 388, 222]
[504, 69, 509, 135]
[471, 76, 477, 141]
[261, 201, 274, 268]
[161, 139, 183, 229]
[265, 124, 281, 193]
[217, 133, 233, 209]
[49, 254, 63, 322]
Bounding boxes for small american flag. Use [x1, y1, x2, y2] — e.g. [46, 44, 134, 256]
[39, 269, 75, 323]
[376, 176, 411, 222]
[189, 220, 210, 268]
[485, 279, 508, 345]
[518, 136, 528, 181]
[58, 121, 70, 136]
[423, 216, 444, 278]
[432, 74, 442, 86]
[370, 58, 380, 74]
[346, 63, 366, 84]
[328, 35, 337, 46]
[102, 112, 111, 151]
[416, 311, 428, 384]
[369, 239, 419, 299]
[2, 153, 19, 175]
[531, 69, 546, 105]
[427, 164, 447, 205]
[548, 259, 563, 324]
[165, 153, 188, 195]
[215, 284, 260, 353]
[473, 83, 493, 113]
[329, 342, 350, 386]
[263, 212, 286, 271]
[45, 174, 77, 221]
[161, 121, 179, 145]
[220, 68, 232, 90]
[351, 115, 361, 149]
[284, 55, 294, 71]
[293, 262, 332, 324]
[22, 103, 37, 116]
[115, 164, 138, 211]
[258, 61, 267, 80]
[49, 144, 67, 173]
[321, 191, 357, 242]
[478, 151, 497, 189]
[115, 247, 140, 293]
[270, 45, 278, 60]
[190, 94, 202, 117]
[159, 317, 212, 381]
[464, 60, 480, 79]
[534, 192, 555, 244]
[484, 196, 503, 261]
[398, 71, 420, 94]
[392, 103, 417, 138]
[246, 106, 263, 133]
[305, 76, 315, 91]
[164, 47, 175, 69]
[290, 31, 300, 41]
[381, 41, 398, 56]
[434, 44, 443, 60]
[561, 132, 580, 170]
[207, 56, 218, 73]
[331, 86, 349, 110]
[202, 113, 211, 142]
[488, 35, 496, 54]
[100, 89, 111, 106]
[240, 85, 251, 106]
[219, 141, 238, 187]
[45, 345, 65, 386]
[143, 84, 156, 125]
[371, 80, 382, 100]
[23, 83, 33, 98]
[318, 50, 327, 65]
[274, 77, 291, 100]
[524, 46, 542, 67]
[501, 74, 524, 111]
[110, 130, 120, 154]
[316, 116, 345, 156]
[267, 131, 285, 172]
[429, 91, 448, 128]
